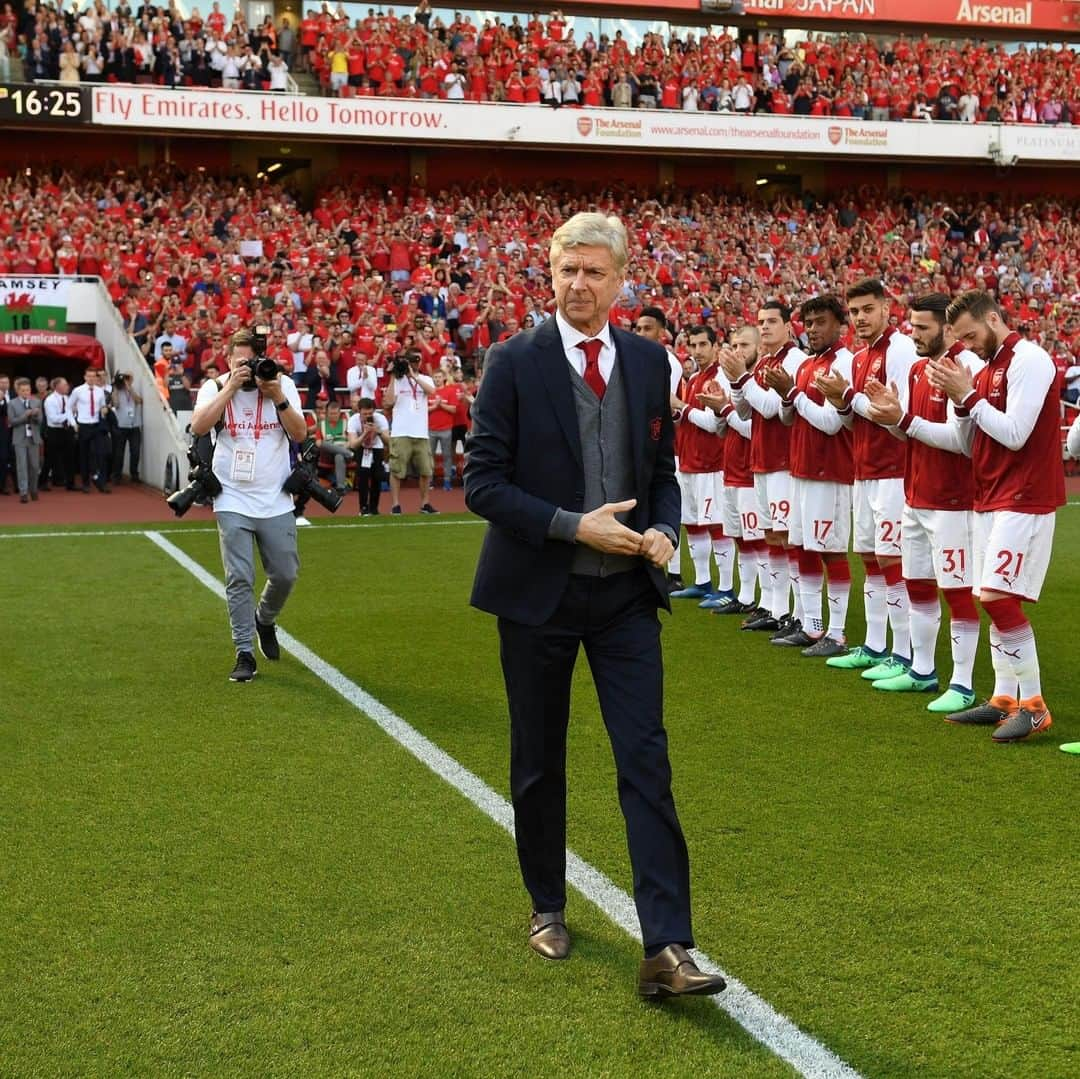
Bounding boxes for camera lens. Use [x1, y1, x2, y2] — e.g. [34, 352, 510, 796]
[254, 357, 278, 381]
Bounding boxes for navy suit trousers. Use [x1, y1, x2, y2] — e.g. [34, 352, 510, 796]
[497, 568, 693, 953]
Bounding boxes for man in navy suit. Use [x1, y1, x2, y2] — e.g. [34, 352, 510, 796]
[464, 213, 725, 998]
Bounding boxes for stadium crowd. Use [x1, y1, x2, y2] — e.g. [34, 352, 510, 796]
[5, 2, 1080, 124]
[2, 166, 1079, 401]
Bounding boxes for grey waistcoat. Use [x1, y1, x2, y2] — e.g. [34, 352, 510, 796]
[569, 358, 639, 577]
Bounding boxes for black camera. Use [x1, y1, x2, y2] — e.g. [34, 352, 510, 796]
[240, 324, 282, 389]
[167, 433, 223, 517]
[283, 438, 343, 514]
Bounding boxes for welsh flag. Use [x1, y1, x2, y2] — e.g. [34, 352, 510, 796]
[1, 277, 70, 331]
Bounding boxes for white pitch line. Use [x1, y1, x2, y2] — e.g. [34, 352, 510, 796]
[0, 519, 486, 540]
[144, 528, 861, 1079]
[8, 502, 1080, 542]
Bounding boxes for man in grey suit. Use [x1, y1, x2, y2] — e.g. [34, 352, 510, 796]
[9, 378, 43, 503]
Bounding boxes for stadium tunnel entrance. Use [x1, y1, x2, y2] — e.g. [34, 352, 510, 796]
[0, 331, 106, 387]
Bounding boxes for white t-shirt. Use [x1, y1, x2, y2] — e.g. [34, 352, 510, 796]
[194, 375, 303, 518]
[269, 58, 289, 91]
[443, 72, 465, 100]
[286, 331, 313, 374]
[390, 374, 434, 437]
[346, 410, 390, 467]
[346, 363, 378, 398]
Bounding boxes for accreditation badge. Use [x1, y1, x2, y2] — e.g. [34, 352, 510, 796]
[231, 448, 257, 483]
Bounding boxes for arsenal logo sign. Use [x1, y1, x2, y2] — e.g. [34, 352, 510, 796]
[828, 126, 842, 145]
[577, 116, 593, 137]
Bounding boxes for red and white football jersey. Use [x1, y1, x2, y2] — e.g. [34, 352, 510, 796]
[676, 361, 727, 474]
[958, 332, 1065, 514]
[786, 345, 854, 485]
[733, 343, 806, 475]
[840, 326, 918, 481]
[899, 343, 983, 511]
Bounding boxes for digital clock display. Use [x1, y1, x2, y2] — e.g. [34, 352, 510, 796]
[0, 84, 91, 124]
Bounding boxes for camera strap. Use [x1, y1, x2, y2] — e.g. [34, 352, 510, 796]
[224, 394, 266, 442]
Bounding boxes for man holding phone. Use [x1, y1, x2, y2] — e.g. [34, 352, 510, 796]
[347, 396, 390, 516]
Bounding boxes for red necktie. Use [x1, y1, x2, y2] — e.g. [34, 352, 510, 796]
[89, 388, 95, 417]
[577, 339, 605, 400]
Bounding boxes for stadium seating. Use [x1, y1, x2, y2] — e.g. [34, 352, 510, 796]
[1, 168, 1076, 396]
[6, 4, 1079, 124]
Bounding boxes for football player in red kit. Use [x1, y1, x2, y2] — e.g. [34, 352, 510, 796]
[863, 293, 984, 713]
[670, 326, 736, 606]
[768, 295, 856, 655]
[930, 290, 1064, 742]
[699, 325, 769, 616]
[724, 301, 807, 633]
[818, 279, 918, 678]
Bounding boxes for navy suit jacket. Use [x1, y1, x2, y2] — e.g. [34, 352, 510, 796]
[465, 316, 680, 626]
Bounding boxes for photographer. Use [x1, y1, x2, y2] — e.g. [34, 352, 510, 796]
[109, 372, 143, 484]
[383, 349, 438, 515]
[191, 329, 307, 683]
[346, 396, 390, 516]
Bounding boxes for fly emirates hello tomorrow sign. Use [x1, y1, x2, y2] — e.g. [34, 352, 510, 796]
[727, 0, 1075, 33]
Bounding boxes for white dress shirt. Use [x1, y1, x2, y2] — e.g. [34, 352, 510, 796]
[68, 382, 106, 424]
[554, 310, 615, 386]
[44, 391, 74, 427]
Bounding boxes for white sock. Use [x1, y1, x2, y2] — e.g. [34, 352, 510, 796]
[949, 617, 979, 692]
[755, 545, 771, 612]
[864, 568, 888, 654]
[687, 531, 712, 587]
[824, 564, 851, 642]
[998, 621, 1042, 700]
[712, 535, 735, 593]
[787, 550, 804, 623]
[768, 546, 789, 619]
[908, 598, 940, 679]
[736, 543, 757, 605]
[799, 567, 825, 636]
[884, 574, 911, 661]
[988, 625, 1019, 700]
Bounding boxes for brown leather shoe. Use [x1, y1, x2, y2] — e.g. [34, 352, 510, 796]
[528, 911, 570, 960]
[638, 945, 726, 998]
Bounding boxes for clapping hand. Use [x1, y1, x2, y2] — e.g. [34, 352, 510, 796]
[864, 380, 903, 426]
[717, 345, 744, 381]
[815, 368, 849, 408]
[926, 353, 973, 404]
[696, 381, 729, 412]
[763, 365, 794, 396]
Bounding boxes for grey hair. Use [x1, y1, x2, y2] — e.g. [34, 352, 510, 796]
[550, 212, 628, 272]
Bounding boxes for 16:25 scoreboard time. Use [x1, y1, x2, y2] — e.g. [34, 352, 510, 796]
[0, 84, 91, 124]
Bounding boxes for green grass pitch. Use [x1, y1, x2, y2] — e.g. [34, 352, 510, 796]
[1, 510, 1077, 1078]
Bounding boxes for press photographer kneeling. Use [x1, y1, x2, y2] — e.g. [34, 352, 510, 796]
[190, 329, 309, 682]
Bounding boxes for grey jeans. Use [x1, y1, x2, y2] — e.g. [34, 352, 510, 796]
[216, 510, 300, 654]
[429, 429, 454, 484]
[319, 441, 353, 487]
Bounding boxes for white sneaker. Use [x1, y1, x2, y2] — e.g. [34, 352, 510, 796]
[296, 516, 312, 527]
